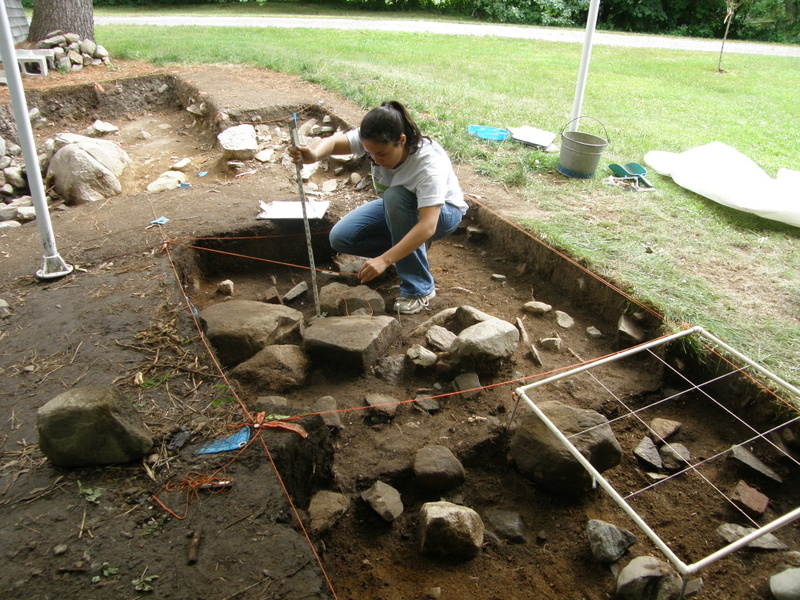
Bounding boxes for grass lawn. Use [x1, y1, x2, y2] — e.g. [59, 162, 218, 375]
[94, 9, 800, 392]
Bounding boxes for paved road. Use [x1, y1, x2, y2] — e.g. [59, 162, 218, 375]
[95, 15, 800, 58]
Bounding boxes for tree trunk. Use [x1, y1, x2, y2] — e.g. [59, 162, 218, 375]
[28, 0, 94, 43]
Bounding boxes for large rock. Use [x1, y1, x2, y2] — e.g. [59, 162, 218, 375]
[419, 501, 484, 561]
[217, 124, 258, 160]
[309, 490, 349, 534]
[616, 556, 682, 600]
[303, 315, 400, 371]
[510, 400, 622, 495]
[449, 317, 519, 363]
[361, 480, 403, 522]
[586, 519, 637, 563]
[771, 567, 800, 600]
[37, 385, 153, 468]
[199, 300, 304, 367]
[46, 133, 132, 204]
[230, 344, 309, 392]
[413, 445, 465, 493]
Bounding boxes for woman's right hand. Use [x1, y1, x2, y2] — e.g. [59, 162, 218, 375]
[288, 144, 316, 165]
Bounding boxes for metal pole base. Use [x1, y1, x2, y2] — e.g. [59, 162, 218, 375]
[36, 253, 74, 280]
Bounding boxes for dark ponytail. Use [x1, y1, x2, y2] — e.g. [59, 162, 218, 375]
[359, 101, 425, 155]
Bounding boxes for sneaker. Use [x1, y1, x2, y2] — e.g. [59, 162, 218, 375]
[393, 290, 436, 315]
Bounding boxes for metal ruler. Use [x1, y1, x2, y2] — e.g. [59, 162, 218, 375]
[289, 114, 321, 317]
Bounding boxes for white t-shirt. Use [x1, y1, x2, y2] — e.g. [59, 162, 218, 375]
[346, 129, 467, 215]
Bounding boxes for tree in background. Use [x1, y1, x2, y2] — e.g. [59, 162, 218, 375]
[28, 0, 94, 43]
[718, 0, 743, 71]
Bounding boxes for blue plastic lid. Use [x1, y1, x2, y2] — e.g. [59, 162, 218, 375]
[468, 125, 511, 141]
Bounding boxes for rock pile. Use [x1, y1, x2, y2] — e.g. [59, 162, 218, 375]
[34, 30, 110, 73]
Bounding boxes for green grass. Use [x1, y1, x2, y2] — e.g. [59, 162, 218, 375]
[94, 17, 800, 389]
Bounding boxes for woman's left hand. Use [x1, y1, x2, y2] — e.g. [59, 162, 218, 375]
[358, 256, 392, 284]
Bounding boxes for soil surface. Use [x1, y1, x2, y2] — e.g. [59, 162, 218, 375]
[1, 61, 799, 600]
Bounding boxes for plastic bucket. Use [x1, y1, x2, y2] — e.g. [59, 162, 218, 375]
[556, 117, 609, 179]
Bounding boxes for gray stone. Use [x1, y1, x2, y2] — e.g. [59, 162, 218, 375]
[413, 445, 465, 493]
[170, 157, 192, 171]
[217, 279, 234, 296]
[586, 326, 603, 339]
[452, 372, 481, 399]
[314, 396, 343, 430]
[419, 501, 484, 561]
[450, 318, 519, 362]
[199, 300, 304, 367]
[650, 417, 681, 441]
[15, 206, 36, 222]
[0, 220, 21, 229]
[230, 344, 309, 393]
[771, 567, 800, 600]
[522, 300, 552, 315]
[449, 305, 497, 332]
[364, 393, 400, 422]
[728, 444, 783, 483]
[79, 38, 97, 56]
[510, 401, 622, 495]
[716, 523, 789, 550]
[485, 509, 526, 544]
[409, 307, 459, 337]
[37, 384, 153, 468]
[634, 436, 663, 470]
[0, 298, 10, 318]
[217, 124, 258, 160]
[3, 166, 26, 188]
[0, 204, 18, 221]
[309, 490, 349, 534]
[618, 314, 646, 345]
[51, 133, 131, 177]
[426, 325, 456, 352]
[375, 355, 409, 386]
[82, 120, 119, 137]
[319, 282, 385, 316]
[539, 337, 562, 351]
[321, 178, 338, 193]
[303, 315, 401, 372]
[407, 344, 437, 367]
[283, 280, 308, 303]
[616, 556, 682, 600]
[586, 519, 637, 563]
[46, 134, 131, 204]
[659, 442, 691, 471]
[146, 170, 186, 193]
[414, 395, 441, 414]
[555, 310, 575, 328]
[361, 481, 403, 521]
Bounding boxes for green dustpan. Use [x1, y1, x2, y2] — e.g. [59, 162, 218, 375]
[608, 162, 653, 188]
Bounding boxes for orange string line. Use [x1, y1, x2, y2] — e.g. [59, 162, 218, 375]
[154, 239, 341, 598]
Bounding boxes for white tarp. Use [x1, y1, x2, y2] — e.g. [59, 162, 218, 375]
[644, 142, 800, 228]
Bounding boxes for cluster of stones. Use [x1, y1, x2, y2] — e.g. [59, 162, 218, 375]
[0, 109, 362, 228]
[34, 30, 111, 73]
[0, 134, 33, 229]
[0, 120, 131, 228]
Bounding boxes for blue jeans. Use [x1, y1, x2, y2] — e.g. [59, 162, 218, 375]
[329, 186, 464, 298]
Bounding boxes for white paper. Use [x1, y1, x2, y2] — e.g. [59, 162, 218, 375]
[257, 200, 330, 220]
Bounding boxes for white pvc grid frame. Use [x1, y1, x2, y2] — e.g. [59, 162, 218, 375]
[510, 325, 800, 580]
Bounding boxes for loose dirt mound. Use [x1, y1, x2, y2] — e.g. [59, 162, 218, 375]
[1, 62, 798, 600]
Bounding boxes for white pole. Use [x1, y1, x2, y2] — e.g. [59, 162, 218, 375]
[0, 2, 72, 279]
[568, 0, 602, 132]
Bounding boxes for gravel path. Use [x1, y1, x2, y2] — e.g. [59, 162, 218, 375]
[95, 15, 800, 57]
